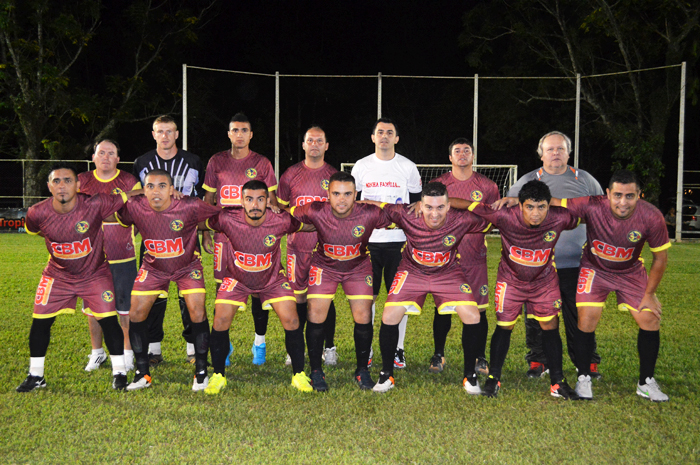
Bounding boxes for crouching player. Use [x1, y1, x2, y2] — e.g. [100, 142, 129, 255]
[203, 180, 316, 394]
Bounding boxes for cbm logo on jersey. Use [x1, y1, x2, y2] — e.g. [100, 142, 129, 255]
[264, 235, 276, 247]
[509, 246, 551, 267]
[577, 268, 595, 293]
[75, 221, 90, 233]
[281, 282, 291, 290]
[442, 235, 456, 247]
[102, 291, 114, 302]
[245, 168, 257, 179]
[189, 270, 202, 280]
[590, 240, 634, 262]
[170, 219, 184, 231]
[460, 284, 472, 294]
[352, 225, 365, 238]
[411, 249, 451, 267]
[220, 277, 238, 292]
[324, 243, 361, 261]
[50, 238, 92, 260]
[295, 195, 327, 206]
[309, 266, 323, 286]
[321, 179, 330, 190]
[544, 231, 557, 242]
[480, 285, 488, 296]
[234, 251, 272, 272]
[470, 190, 483, 202]
[111, 187, 124, 195]
[144, 237, 184, 258]
[365, 275, 373, 287]
[220, 185, 242, 205]
[35, 276, 54, 306]
[286, 254, 297, 283]
[627, 230, 642, 243]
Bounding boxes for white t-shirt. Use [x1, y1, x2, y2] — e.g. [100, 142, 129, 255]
[351, 152, 422, 243]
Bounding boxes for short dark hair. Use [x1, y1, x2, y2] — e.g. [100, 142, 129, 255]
[518, 180, 552, 204]
[144, 169, 173, 185]
[242, 180, 268, 195]
[93, 138, 121, 156]
[422, 181, 448, 199]
[230, 112, 252, 131]
[608, 169, 640, 190]
[372, 117, 398, 137]
[448, 138, 473, 155]
[329, 171, 355, 187]
[48, 162, 78, 182]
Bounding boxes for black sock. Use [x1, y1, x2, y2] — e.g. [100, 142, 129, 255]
[541, 328, 564, 384]
[306, 322, 325, 371]
[476, 311, 488, 359]
[97, 315, 124, 355]
[145, 297, 166, 343]
[251, 297, 268, 336]
[432, 307, 451, 355]
[129, 320, 150, 375]
[210, 329, 229, 375]
[354, 322, 373, 371]
[29, 317, 55, 357]
[488, 326, 512, 380]
[285, 327, 305, 374]
[638, 329, 660, 384]
[574, 328, 595, 376]
[191, 319, 210, 375]
[462, 323, 479, 379]
[379, 323, 399, 377]
[296, 302, 308, 333]
[324, 301, 337, 348]
[179, 295, 194, 344]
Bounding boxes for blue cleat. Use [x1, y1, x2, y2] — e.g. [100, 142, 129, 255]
[252, 342, 266, 365]
[225, 341, 234, 367]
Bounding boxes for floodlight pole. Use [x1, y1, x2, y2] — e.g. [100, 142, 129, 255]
[675, 62, 686, 242]
[574, 73, 580, 169]
[377, 73, 382, 119]
[182, 64, 188, 150]
[473, 74, 478, 168]
[275, 71, 280, 181]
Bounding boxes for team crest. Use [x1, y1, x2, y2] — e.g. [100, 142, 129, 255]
[443, 235, 457, 247]
[75, 221, 90, 233]
[470, 190, 484, 202]
[281, 282, 291, 290]
[365, 275, 373, 286]
[627, 230, 641, 243]
[245, 168, 257, 179]
[170, 220, 184, 231]
[480, 285, 488, 296]
[189, 270, 202, 280]
[544, 231, 557, 242]
[460, 284, 472, 294]
[264, 235, 276, 247]
[101, 291, 114, 302]
[321, 179, 330, 190]
[352, 225, 366, 238]
[553, 299, 562, 309]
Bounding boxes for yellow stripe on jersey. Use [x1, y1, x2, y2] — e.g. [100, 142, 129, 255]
[650, 242, 671, 252]
[467, 201, 480, 211]
[202, 183, 217, 192]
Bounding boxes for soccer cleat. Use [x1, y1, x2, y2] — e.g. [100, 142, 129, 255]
[428, 353, 446, 374]
[251, 343, 266, 365]
[192, 372, 209, 392]
[372, 372, 395, 393]
[526, 361, 548, 378]
[148, 353, 164, 368]
[204, 373, 227, 395]
[186, 354, 196, 364]
[636, 377, 669, 402]
[310, 369, 328, 392]
[575, 374, 593, 400]
[367, 347, 373, 368]
[285, 353, 292, 366]
[291, 372, 313, 392]
[482, 376, 500, 398]
[393, 349, 406, 369]
[323, 346, 339, 366]
[126, 372, 152, 391]
[550, 379, 580, 400]
[589, 363, 602, 380]
[475, 357, 490, 376]
[354, 368, 376, 390]
[112, 373, 128, 390]
[16, 374, 47, 393]
[463, 376, 482, 395]
[225, 341, 234, 367]
[84, 352, 107, 372]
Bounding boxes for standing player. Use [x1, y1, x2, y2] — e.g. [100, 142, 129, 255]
[429, 138, 499, 375]
[202, 181, 315, 394]
[78, 139, 141, 373]
[469, 180, 580, 399]
[508, 131, 604, 379]
[18, 163, 130, 392]
[133, 115, 204, 366]
[351, 118, 422, 368]
[115, 170, 220, 391]
[370, 182, 490, 394]
[202, 112, 278, 366]
[278, 126, 339, 366]
[291, 171, 392, 391]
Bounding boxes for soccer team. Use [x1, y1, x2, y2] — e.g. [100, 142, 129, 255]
[16, 115, 671, 402]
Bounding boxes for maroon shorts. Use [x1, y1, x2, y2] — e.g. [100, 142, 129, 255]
[307, 260, 374, 301]
[33, 265, 117, 319]
[577, 262, 649, 312]
[213, 238, 232, 283]
[215, 272, 296, 311]
[461, 261, 489, 309]
[385, 267, 477, 315]
[286, 248, 313, 294]
[132, 261, 206, 296]
[493, 271, 561, 325]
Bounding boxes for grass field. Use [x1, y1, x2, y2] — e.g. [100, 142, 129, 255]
[0, 233, 698, 464]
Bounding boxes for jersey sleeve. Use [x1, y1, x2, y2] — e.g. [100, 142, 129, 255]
[202, 157, 218, 193]
[373, 206, 393, 229]
[557, 207, 581, 231]
[380, 203, 405, 228]
[285, 211, 303, 234]
[467, 202, 502, 227]
[98, 192, 128, 218]
[484, 181, 501, 204]
[289, 203, 311, 223]
[262, 160, 278, 191]
[25, 207, 41, 235]
[277, 170, 292, 205]
[561, 195, 596, 220]
[646, 209, 672, 252]
[205, 211, 222, 231]
[461, 210, 491, 233]
[115, 202, 134, 227]
[195, 198, 223, 223]
[407, 163, 423, 193]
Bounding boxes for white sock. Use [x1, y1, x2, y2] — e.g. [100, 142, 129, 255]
[91, 348, 105, 356]
[149, 342, 162, 355]
[110, 355, 126, 375]
[397, 314, 408, 350]
[254, 334, 266, 346]
[186, 342, 195, 356]
[29, 357, 45, 377]
[124, 349, 134, 357]
[371, 301, 376, 325]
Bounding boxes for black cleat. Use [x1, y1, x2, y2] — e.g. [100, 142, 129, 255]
[526, 361, 548, 378]
[148, 353, 164, 368]
[482, 376, 500, 398]
[112, 373, 128, 391]
[354, 368, 376, 390]
[589, 363, 602, 380]
[16, 374, 47, 393]
[475, 357, 489, 376]
[393, 349, 406, 369]
[428, 353, 446, 374]
[550, 379, 580, 400]
[310, 369, 328, 392]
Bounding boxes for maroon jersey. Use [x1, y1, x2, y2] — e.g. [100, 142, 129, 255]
[203, 150, 277, 207]
[207, 209, 302, 289]
[469, 203, 579, 282]
[26, 193, 127, 280]
[116, 196, 219, 274]
[431, 171, 500, 264]
[278, 161, 338, 252]
[291, 202, 391, 272]
[78, 170, 141, 263]
[382, 204, 490, 274]
[564, 196, 671, 273]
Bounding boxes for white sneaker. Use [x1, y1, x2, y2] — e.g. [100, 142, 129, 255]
[323, 347, 338, 366]
[126, 372, 152, 391]
[576, 374, 593, 400]
[372, 372, 395, 393]
[124, 353, 135, 372]
[192, 374, 209, 392]
[463, 377, 481, 395]
[637, 377, 668, 402]
[85, 352, 107, 372]
[285, 353, 292, 366]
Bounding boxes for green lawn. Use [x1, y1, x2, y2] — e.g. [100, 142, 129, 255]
[0, 234, 698, 463]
